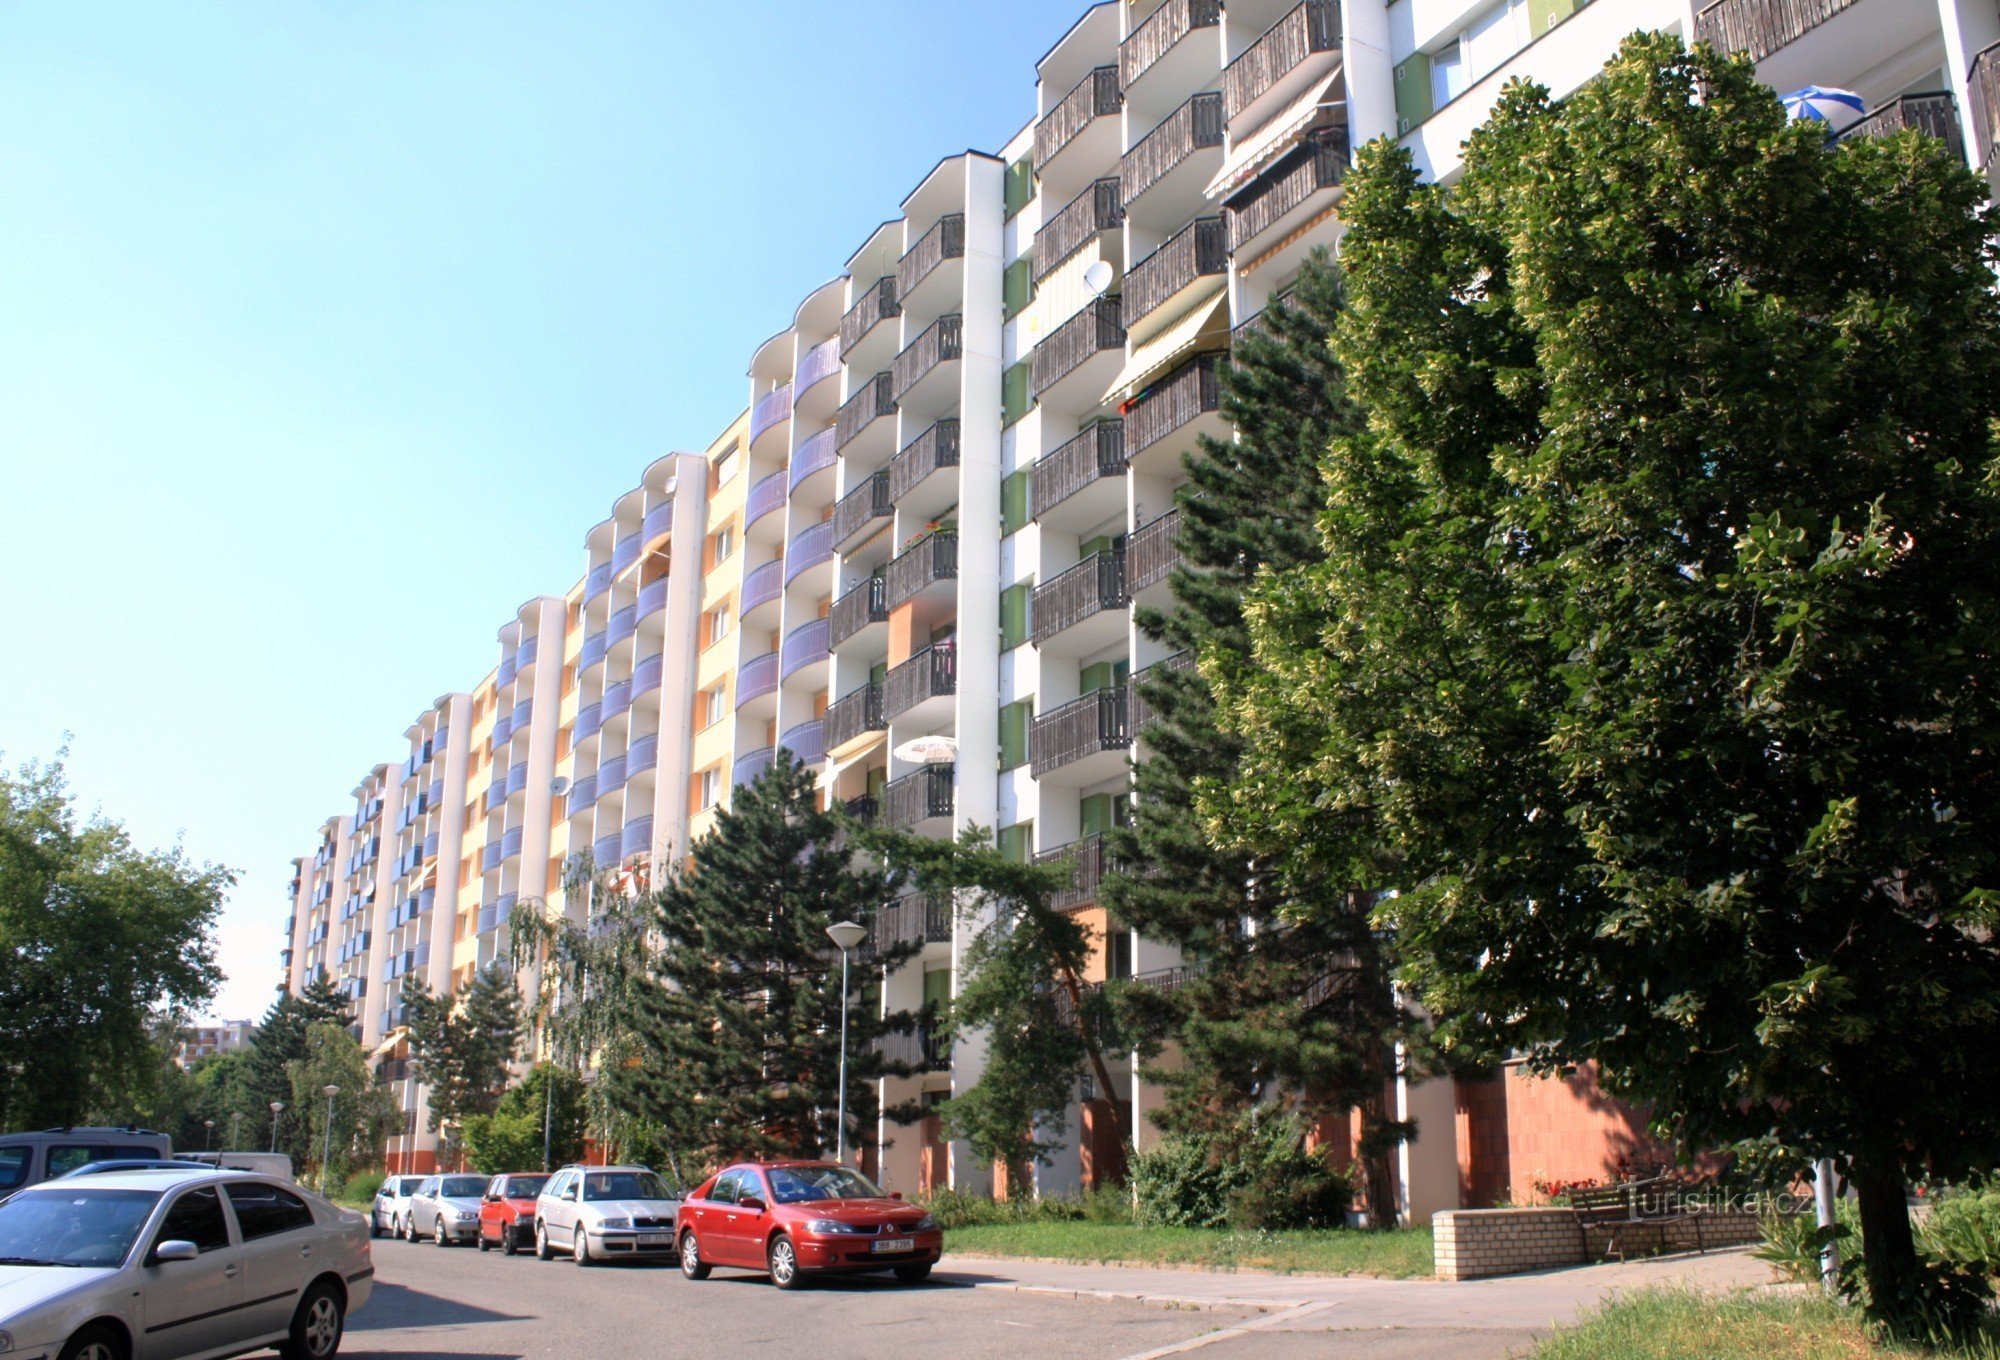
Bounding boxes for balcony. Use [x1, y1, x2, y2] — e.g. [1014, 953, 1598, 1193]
[1034, 422, 1127, 527]
[1036, 178, 1124, 282]
[876, 1025, 951, 1072]
[790, 426, 838, 499]
[481, 840, 503, 873]
[1125, 353, 1224, 471]
[621, 815, 654, 860]
[885, 530, 959, 610]
[740, 558, 784, 621]
[733, 746, 775, 788]
[1120, 0, 1222, 93]
[612, 531, 643, 575]
[627, 733, 660, 777]
[642, 499, 674, 542]
[1031, 297, 1126, 404]
[506, 762, 529, 795]
[1130, 651, 1196, 733]
[1694, 0, 1858, 64]
[835, 372, 897, 462]
[1122, 92, 1225, 214]
[489, 713, 512, 746]
[1839, 92, 1964, 163]
[607, 602, 638, 645]
[832, 471, 892, 552]
[795, 336, 842, 415]
[501, 825, 524, 860]
[896, 213, 966, 312]
[1973, 43, 2000, 167]
[889, 419, 960, 513]
[1036, 64, 1122, 178]
[569, 773, 598, 808]
[746, 469, 787, 535]
[841, 275, 900, 362]
[750, 382, 793, 451]
[871, 893, 952, 954]
[1036, 834, 1111, 911]
[737, 651, 780, 710]
[598, 753, 628, 794]
[829, 576, 889, 650]
[1226, 129, 1349, 257]
[784, 519, 835, 585]
[584, 561, 614, 604]
[1032, 549, 1128, 652]
[631, 650, 664, 699]
[497, 652, 517, 686]
[1224, 0, 1341, 122]
[576, 702, 603, 743]
[592, 833, 621, 865]
[1030, 687, 1132, 782]
[581, 629, 609, 673]
[844, 794, 878, 827]
[637, 575, 669, 619]
[780, 616, 830, 682]
[602, 678, 632, 721]
[1125, 216, 1226, 335]
[826, 681, 886, 751]
[781, 719, 827, 768]
[1128, 507, 1183, 600]
[883, 641, 957, 722]
[890, 313, 963, 410]
[882, 765, 954, 832]
[485, 782, 508, 812]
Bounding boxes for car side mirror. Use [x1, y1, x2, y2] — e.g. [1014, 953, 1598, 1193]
[152, 1240, 200, 1264]
[739, 1195, 766, 1213]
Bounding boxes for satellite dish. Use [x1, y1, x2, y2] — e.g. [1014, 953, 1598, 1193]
[894, 735, 959, 765]
[1083, 260, 1116, 297]
[550, 776, 572, 797]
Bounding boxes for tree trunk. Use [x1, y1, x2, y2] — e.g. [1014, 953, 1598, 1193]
[1850, 1154, 1919, 1320]
[1060, 966, 1130, 1151]
[1358, 1042, 1399, 1231]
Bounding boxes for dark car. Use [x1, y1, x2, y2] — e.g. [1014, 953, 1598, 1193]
[674, 1161, 941, 1289]
[478, 1172, 550, 1255]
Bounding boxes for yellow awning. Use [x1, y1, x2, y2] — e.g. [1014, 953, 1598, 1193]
[1103, 291, 1231, 405]
[1204, 69, 1344, 202]
[826, 731, 887, 783]
[368, 1027, 408, 1061]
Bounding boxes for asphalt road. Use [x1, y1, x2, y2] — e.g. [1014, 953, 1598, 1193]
[339, 1233, 1261, 1360]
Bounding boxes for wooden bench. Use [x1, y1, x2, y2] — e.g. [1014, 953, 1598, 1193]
[1567, 1177, 1707, 1262]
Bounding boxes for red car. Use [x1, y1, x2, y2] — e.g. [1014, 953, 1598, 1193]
[675, 1160, 942, 1289]
[478, 1171, 551, 1255]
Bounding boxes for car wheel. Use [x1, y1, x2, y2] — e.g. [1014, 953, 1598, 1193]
[477, 1225, 491, 1252]
[370, 1214, 383, 1240]
[535, 1221, 554, 1261]
[679, 1230, 710, 1280]
[573, 1226, 593, 1266]
[502, 1222, 519, 1256]
[277, 1279, 345, 1360]
[57, 1324, 128, 1360]
[768, 1234, 804, 1290]
[401, 1215, 415, 1243]
[894, 1263, 933, 1283]
[435, 1217, 450, 1247]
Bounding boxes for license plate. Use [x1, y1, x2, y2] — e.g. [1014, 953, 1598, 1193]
[638, 1233, 671, 1246]
[871, 1238, 915, 1253]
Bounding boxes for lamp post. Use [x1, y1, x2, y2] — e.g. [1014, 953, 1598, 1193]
[202, 1119, 214, 1151]
[320, 1085, 341, 1193]
[825, 921, 868, 1164]
[268, 1101, 285, 1153]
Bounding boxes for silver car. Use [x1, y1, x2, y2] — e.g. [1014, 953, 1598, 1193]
[0, 1166, 372, 1359]
[369, 1175, 426, 1239]
[403, 1174, 486, 1246]
[533, 1165, 682, 1265]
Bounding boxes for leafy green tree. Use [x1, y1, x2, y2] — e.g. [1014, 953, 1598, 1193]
[400, 964, 522, 1154]
[244, 977, 351, 1160]
[0, 754, 230, 1127]
[459, 1111, 542, 1175]
[491, 1063, 588, 1170]
[1103, 249, 1409, 1225]
[628, 752, 921, 1163]
[1220, 33, 2000, 1331]
[286, 1022, 402, 1191]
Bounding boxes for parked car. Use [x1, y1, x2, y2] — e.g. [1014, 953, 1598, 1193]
[0, 1166, 371, 1360]
[675, 1161, 941, 1289]
[57, 1159, 209, 1179]
[370, 1174, 428, 1238]
[0, 1126, 173, 1197]
[406, 1174, 488, 1245]
[477, 1172, 551, 1255]
[534, 1165, 681, 1265]
[177, 1149, 296, 1180]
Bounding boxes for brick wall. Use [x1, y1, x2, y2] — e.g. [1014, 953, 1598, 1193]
[1434, 1207, 1766, 1280]
[1453, 1062, 1692, 1209]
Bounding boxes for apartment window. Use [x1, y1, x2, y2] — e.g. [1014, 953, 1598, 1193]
[1003, 258, 1034, 321]
[1430, 43, 1467, 108]
[562, 663, 578, 695]
[698, 768, 721, 811]
[998, 699, 1033, 772]
[997, 821, 1033, 864]
[711, 528, 734, 568]
[705, 606, 730, 648]
[702, 686, 727, 729]
[1002, 361, 1033, 428]
[1003, 155, 1035, 220]
[713, 442, 741, 487]
[1000, 472, 1032, 538]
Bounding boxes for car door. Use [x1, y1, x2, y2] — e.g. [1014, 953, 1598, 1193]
[553, 1172, 585, 1244]
[138, 1184, 242, 1360]
[704, 1170, 755, 1265]
[536, 1171, 568, 1244]
[412, 1177, 439, 1235]
[729, 1169, 774, 1267]
[221, 1181, 321, 1341]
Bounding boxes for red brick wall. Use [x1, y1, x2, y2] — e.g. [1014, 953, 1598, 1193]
[1495, 1062, 1683, 1205]
[1455, 1075, 1512, 1208]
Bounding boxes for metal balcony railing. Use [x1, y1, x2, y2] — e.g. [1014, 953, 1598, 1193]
[1125, 353, 1223, 455]
[741, 558, 784, 618]
[796, 336, 841, 397]
[1120, 0, 1222, 90]
[870, 892, 953, 953]
[780, 616, 830, 681]
[631, 650, 664, 697]
[746, 469, 787, 530]
[832, 471, 892, 550]
[1226, 130, 1349, 254]
[876, 1025, 950, 1071]
[891, 313, 964, 403]
[612, 531, 643, 574]
[885, 530, 959, 609]
[882, 765, 954, 831]
[780, 719, 826, 768]
[1972, 43, 2000, 166]
[890, 419, 961, 504]
[1838, 92, 1964, 163]
[1030, 688, 1132, 777]
[1694, 0, 1859, 64]
[737, 651, 780, 709]
[1031, 297, 1125, 399]
[733, 746, 775, 788]
[883, 641, 957, 720]
[790, 426, 838, 494]
[897, 213, 966, 301]
[826, 681, 886, 750]
[841, 276, 901, 359]
[1126, 217, 1226, 328]
[1036, 64, 1122, 171]
[1035, 834, 1112, 911]
[1031, 550, 1128, 646]
[750, 382, 793, 445]
[1129, 651, 1196, 733]
[1224, 0, 1341, 118]
[1128, 508, 1183, 593]
[836, 373, 897, 451]
[785, 520, 835, 584]
[1036, 177, 1124, 281]
[1033, 422, 1127, 521]
[829, 576, 889, 649]
[1122, 92, 1226, 206]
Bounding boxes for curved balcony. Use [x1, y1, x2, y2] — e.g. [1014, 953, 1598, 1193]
[626, 733, 660, 778]
[516, 638, 537, 672]
[637, 575, 669, 619]
[505, 762, 529, 796]
[795, 336, 842, 418]
[642, 499, 674, 542]
[497, 652, 518, 686]
[607, 602, 639, 646]
[620, 815, 655, 859]
[485, 782, 508, 812]
[597, 753, 628, 794]
[780, 616, 831, 682]
[501, 825, 525, 860]
[489, 714, 513, 746]
[568, 773, 598, 808]
[477, 892, 517, 937]
[733, 746, 776, 788]
[422, 831, 439, 860]
[612, 531, 643, 575]
[747, 470, 788, 539]
[584, 561, 614, 604]
[602, 679, 633, 722]
[511, 699, 532, 732]
[750, 381, 794, 451]
[481, 840, 504, 873]
[425, 778, 445, 812]
[785, 520, 835, 585]
[780, 719, 826, 768]
[790, 426, 838, 498]
[631, 650, 664, 699]
[576, 703, 603, 743]
[737, 652, 780, 710]
[592, 833, 622, 866]
[581, 630, 609, 673]
[740, 558, 784, 622]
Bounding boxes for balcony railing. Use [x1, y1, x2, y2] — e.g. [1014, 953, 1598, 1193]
[896, 213, 966, 301]
[1694, 0, 1859, 64]
[1126, 217, 1226, 328]
[826, 681, 886, 750]
[569, 773, 597, 808]
[584, 561, 613, 603]
[620, 815, 654, 860]
[1226, 130, 1349, 254]
[882, 765, 954, 831]
[637, 575, 669, 619]
[876, 1025, 951, 1071]
[733, 746, 775, 788]
[884, 641, 957, 720]
[740, 558, 784, 617]
[871, 892, 953, 953]
[1122, 92, 1225, 207]
[612, 531, 642, 574]
[1031, 688, 1132, 777]
[1130, 651, 1196, 732]
[785, 519, 835, 584]
[1120, 0, 1222, 90]
[1036, 64, 1122, 171]
[1031, 297, 1126, 399]
[891, 313, 964, 403]
[1125, 353, 1222, 455]
[602, 678, 631, 720]
[750, 382, 793, 444]
[843, 795, 878, 827]
[781, 719, 827, 768]
[627, 732, 659, 776]
[832, 471, 892, 549]
[829, 576, 889, 649]
[1839, 92, 1964, 163]
[1035, 834, 1112, 911]
[885, 530, 959, 609]
[790, 426, 838, 494]
[607, 603, 638, 644]
[796, 336, 841, 397]
[737, 651, 779, 708]
[1224, 0, 1341, 118]
[841, 276, 900, 359]
[597, 753, 627, 793]
[780, 616, 830, 681]
[746, 469, 787, 530]
[1034, 422, 1127, 520]
[1032, 550, 1128, 646]
[642, 499, 673, 542]
[1972, 43, 2000, 166]
[592, 833, 621, 865]
[890, 419, 961, 504]
[1036, 178, 1125, 281]
[1128, 508, 1183, 593]
[836, 373, 897, 451]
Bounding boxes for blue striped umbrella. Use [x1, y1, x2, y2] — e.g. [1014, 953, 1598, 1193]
[1780, 85, 1867, 134]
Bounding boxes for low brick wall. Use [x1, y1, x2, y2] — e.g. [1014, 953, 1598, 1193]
[1434, 1206, 1765, 1280]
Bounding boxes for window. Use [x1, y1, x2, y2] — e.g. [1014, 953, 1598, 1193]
[1002, 361, 1033, 428]
[711, 528, 735, 567]
[223, 1183, 315, 1241]
[1108, 923, 1134, 980]
[713, 442, 741, 487]
[699, 768, 721, 811]
[1431, 42, 1467, 107]
[708, 1170, 741, 1205]
[1000, 580, 1034, 649]
[702, 687, 726, 729]
[998, 700, 1033, 772]
[1003, 258, 1034, 321]
[1000, 471, 1032, 538]
[997, 820, 1033, 863]
[1003, 155, 1036, 219]
[705, 607, 730, 648]
[156, 1186, 230, 1254]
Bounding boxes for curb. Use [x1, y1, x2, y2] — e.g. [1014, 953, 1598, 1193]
[966, 1279, 1309, 1312]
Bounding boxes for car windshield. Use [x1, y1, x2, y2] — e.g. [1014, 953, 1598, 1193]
[583, 1171, 674, 1201]
[0, 1188, 161, 1267]
[505, 1176, 548, 1198]
[765, 1166, 886, 1204]
[439, 1177, 487, 1198]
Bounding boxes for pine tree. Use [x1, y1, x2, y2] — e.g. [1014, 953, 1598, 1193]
[1102, 249, 1409, 1226]
[400, 964, 521, 1150]
[626, 752, 921, 1163]
[244, 976, 350, 1162]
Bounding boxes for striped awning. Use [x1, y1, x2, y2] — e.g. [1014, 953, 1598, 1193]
[1204, 69, 1344, 202]
[1102, 290, 1231, 405]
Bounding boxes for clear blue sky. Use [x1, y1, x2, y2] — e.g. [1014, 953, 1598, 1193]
[0, 0, 1086, 1023]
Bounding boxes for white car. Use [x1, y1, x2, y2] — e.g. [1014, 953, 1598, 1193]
[0, 1166, 372, 1359]
[403, 1174, 486, 1246]
[533, 1165, 681, 1265]
[368, 1175, 426, 1239]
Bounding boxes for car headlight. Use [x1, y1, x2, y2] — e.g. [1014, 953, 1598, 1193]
[597, 1217, 631, 1230]
[455, 1209, 479, 1221]
[0, 1329, 14, 1354]
[805, 1219, 868, 1235]
[912, 1214, 940, 1232]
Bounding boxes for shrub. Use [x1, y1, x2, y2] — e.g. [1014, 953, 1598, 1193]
[1133, 1134, 1238, 1228]
[342, 1170, 386, 1208]
[1923, 1183, 2000, 1279]
[1133, 1114, 1355, 1231]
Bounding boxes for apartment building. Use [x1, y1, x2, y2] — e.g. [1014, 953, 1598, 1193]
[278, 0, 1996, 1204]
[175, 1019, 256, 1068]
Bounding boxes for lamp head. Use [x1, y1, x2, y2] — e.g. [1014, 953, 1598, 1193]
[322, 1084, 341, 1098]
[825, 921, 868, 953]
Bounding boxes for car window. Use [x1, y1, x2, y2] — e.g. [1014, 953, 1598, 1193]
[395, 1177, 423, 1195]
[418, 1178, 439, 1196]
[767, 1165, 887, 1204]
[223, 1184, 315, 1241]
[440, 1176, 486, 1197]
[0, 1187, 161, 1267]
[507, 1175, 548, 1198]
[156, 1186, 230, 1254]
[46, 1146, 112, 1178]
[0, 1148, 31, 1191]
[582, 1170, 674, 1201]
[708, 1171, 739, 1206]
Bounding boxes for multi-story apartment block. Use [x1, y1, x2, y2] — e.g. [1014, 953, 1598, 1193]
[276, 0, 1996, 1203]
[175, 1019, 256, 1068]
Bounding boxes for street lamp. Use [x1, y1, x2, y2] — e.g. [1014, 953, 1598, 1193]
[202, 1119, 214, 1151]
[320, 1085, 341, 1193]
[825, 921, 868, 1164]
[268, 1101, 285, 1153]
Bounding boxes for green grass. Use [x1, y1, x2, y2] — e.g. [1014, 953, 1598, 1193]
[1530, 1289, 2000, 1360]
[943, 1221, 1435, 1277]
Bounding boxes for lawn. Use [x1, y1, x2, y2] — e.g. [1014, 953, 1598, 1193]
[1529, 1289, 1997, 1360]
[943, 1221, 1435, 1278]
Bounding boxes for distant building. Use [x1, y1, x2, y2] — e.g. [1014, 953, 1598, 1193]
[176, 1019, 257, 1067]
